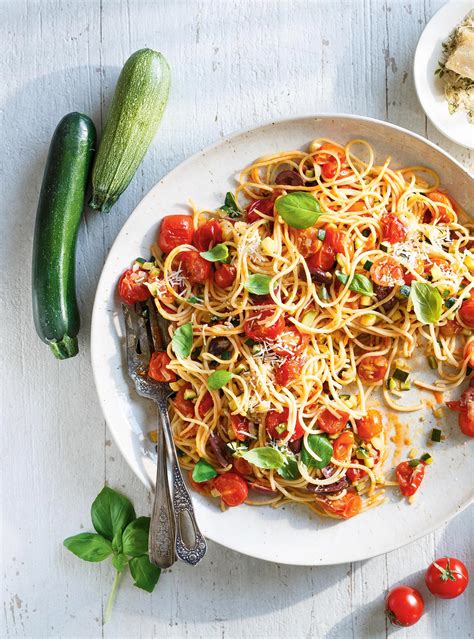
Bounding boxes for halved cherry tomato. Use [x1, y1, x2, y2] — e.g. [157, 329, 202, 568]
[425, 557, 469, 599]
[319, 490, 362, 519]
[370, 256, 404, 287]
[293, 227, 321, 258]
[118, 269, 150, 305]
[214, 263, 237, 288]
[178, 251, 212, 285]
[459, 412, 474, 437]
[213, 472, 249, 506]
[321, 162, 353, 181]
[314, 142, 346, 164]
[423, 192, 453, 224]
[188, 470, 214, 496]
[306, 244, 336, 272]
[357, 355, 388, 383]
[355, 409, 383, 441]
[333, 431, 355, 461]
[439, 318, 462, 337]
[274, 357, 304, 386]
[244, 309, 285, 342]
[380, 212, 407, 244]
[230, 415, 251, 442]
[266, 407, 304, 442]
[317, 408, 349, 435]
[464, 340, 474, 367]
[385, 586, 424, 627]
[233, 457, 253, 475]
[193, 219, 223, 251]
[348, 201, 366, 212]
[346, 464, 367, 483]
[272, 326, 309, 357]
[148, 352, 177, 383]
[158, 215, 194, 253]
[396, 460, 425, 497]
[173, 384, 194, 417]
[458, 298, 474, 328]
[246, 198, 274, 223]
[325, 226, 346, 254]
[197, 391, 213, 418]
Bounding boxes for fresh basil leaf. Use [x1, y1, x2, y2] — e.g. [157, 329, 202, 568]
[172, 322, 193, 359]
[336, 271, 374, 296]
[188, 295, 203, 304]
[129, 555, 161, 593]
[91, 486, 136, 541]
[224, 192, 239, 211]
[244, 274, 272, 295]
[122, 517, 150, 557]
[301, 434, 333, 469]
[275, 192, 322, 229]
[200, 243, 229, 263]
[192, 459, 218, 483]
[63, 533, 113, 562]
[242, 446, 285, 469]
[277, 456, 301, 480]
[410, 281, 443, 323]
[112, 553, 128, 572]
[111, 530, 123, 554]
[207, 370, 233, 390]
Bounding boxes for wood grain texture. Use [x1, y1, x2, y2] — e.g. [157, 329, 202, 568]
[1, 0, 472, 637]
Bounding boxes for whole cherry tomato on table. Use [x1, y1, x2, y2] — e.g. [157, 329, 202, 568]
[213, 472, 248, 506]
[117, 268, 150, 305]
[193, 219, 223, 251]
[357, 355, 388, 383]
[426, 557, 469, 599]
[158, 215, 194, 253]
[396, 460, 425, 497]
[385, 586, 424, 626]
[148, 352, 177, 383]
[178, 251, 212, 285]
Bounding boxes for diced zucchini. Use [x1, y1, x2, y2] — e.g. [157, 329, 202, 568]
[431, 428, 442, 442]
[393, 368, 409, 382]
[184, 389, 197, 400]
[363, 260, 373, 271]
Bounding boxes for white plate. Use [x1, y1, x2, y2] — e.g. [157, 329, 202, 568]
[91, 115, 474, 566]
[414, 1, 474, 148]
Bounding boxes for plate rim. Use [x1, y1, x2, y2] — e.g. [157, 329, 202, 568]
[91, 113, 473, 566]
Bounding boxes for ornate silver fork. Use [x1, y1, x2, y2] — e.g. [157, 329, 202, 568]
[122, 299, 207, 568]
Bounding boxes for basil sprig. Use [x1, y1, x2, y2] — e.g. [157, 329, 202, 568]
[207, 369, 233, 390]
[410, 281, 443, 323]
[275, 192, 322, 229]
[64, 487, 161, 623]
[192, 459, 218, 482]
[301, 434, 333, 469]
[200, 243, 229, 263]
[244, 274, 273, 295]
[242, 446, 285, 469]
[172, 322, 193, 359]
[336, 270, 374, 296]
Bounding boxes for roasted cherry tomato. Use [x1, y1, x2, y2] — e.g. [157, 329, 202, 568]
[356, 409, 383, 441]
[321, 162, 353, 181]
[272, 326, 309, 357]
[357, 355, 389, 383]
[380, 212, 407, 244]
[446, 381, 474, 436]
[293, 226, 321, 258]
[458, 297, 474, 328]
[370, 256, 404, 287]
[148, 352, 177, 383]
[317, 408, 349, 435]
[230, 415, 251, 442]
[188, 470, 214, 496]
[464, 340, 474, 367]
[396, 460, 425, 497]
[385, 586, 424, 627]
[197, 391, 213, 418]
[306, 244, 336, 272]
[158, 215, 194, 253]
[325, 226, 346, 254]
[244, 309, 285, 342]
[423, 192, 453, 224]
[333, 431, 355, 461]
[425, 557, 469, 599]
[193, 219, 223, 251]
[348, 201, 366, 212]
[314, 142, 346, 164]
[246, 198, 274, 223]
[178, 251, 212, 285]
[214, 263, 237, 289]
[346, 464, 367, 483]
[319, 490, 362, 519]
[265, 407, 304, 442]
[439, 318, 462, 337]
[173, 385, 194, 417]
[232, 456, 253, 475]
[213, 472, 249, 506]
[117, 268, 150, 305]
[459, 411, 474, 437]
[274, 357, 304, 386]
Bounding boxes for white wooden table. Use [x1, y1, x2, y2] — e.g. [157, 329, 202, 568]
[1, 1, 472, 637]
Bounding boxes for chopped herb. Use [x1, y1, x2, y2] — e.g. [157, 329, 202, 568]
[275, 423, 287, 435]
[188, 296, 203, 304]
[431, 428, 442, 442]
[393, 368, 409, 383]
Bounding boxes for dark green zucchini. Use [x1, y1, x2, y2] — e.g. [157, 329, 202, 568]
[32, 112, 96, 359]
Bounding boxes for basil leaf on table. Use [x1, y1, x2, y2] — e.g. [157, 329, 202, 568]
[63, 533, 113, 562]
[336, 270, 374, 296]
[112, 553, 128, 572]
[277, 456, 301, 480]
[129, 555, 161, 593]
[275, 192, 322, 229]
[200, 243, 229, 263]
[242, 446, 285, 469]
[207, 370, 233, 390]
[122, 517, 150, 557]
[111, 530, 123, 554]
[301, 434, 333, 469]
[410, 281, 443, 323]
[244, 274, 273, 295]
[192, 459, 218, 483]
[172, 322, 193, 359]
[91, 486, 136, 541]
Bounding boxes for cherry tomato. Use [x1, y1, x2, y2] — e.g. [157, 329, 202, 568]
[423, 192, 453, 224]
[464, 340, 474, 367]
[346, 464, 367, 483]
[319, 490, 362, 519]
[357, 355, 389, 383]
[314, 142, 346, 164]
[213, 472, 249, 506]
[117, 269, 150, 305]
[447, 382, 474, 432]
[306, 244, 336, 272]
[272, 326, 309, 357]
[148, 352, 177, 383]
[355, 409, 383, 441]
[233, 456, 253, 475]
[178, 251, 212, 285]
[396, 460, 425, 497]
[459, 298, 474, 328]
[188, 470, 214, 496]
[439, 318, 462, 337]
[230, 415, 250, 442]
[318, 408, 349, 435]
[294, 226, 321, 258]
[266, 407, 304, 442]
[459, 411, 474, 437]
[246, 198, 274, 223]
[385, 586, 424, 627]
[321, 162, 353, 181]
[325, 226, 346, 254]
[380, 213, 407, 244]
[370, 256, 404, 287]
[274, 357, 304, 386]
[214, 263, 237, 288]
[173, 384, 195, 417]
[425, 557, 469, 599]
[193, 219, 223, 251]
[244, 309, 285, 342]
[333, 431, 355, 461]
[158, 215, 194, 253]
[197, 391, 213, 418]
[348, 201, 366, 212]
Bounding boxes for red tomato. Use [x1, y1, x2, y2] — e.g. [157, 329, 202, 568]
[173, 384, 194, 418]
[230, 415, 251, 442]
[214, 263, 237, 288]
[321, 162, 353, 181]
[317, 408, 349, 435]
[380, 213, 407, 244]
[425, 557, 469, 599]
[356, 409, 383, 441]
[333, 431, 355, 461]
[193, 219, 223, 251]
[266, 407, 304, 442]
[396, 460, 425, 497]
[348, 201, 366, 212]
[117, 269, 150, 305]
[315, 142, 346, 164]
[197, 391, 213, 418]
[459, 298, 474, 328]
[274, 357, 304, 386]
[325, 226, 346, 254]
[319, 490, 362, 519]
[244, 309, 285, 342]
[346, 464, 367, 483]
[148, 352, 177, 383]
[158, 215, 194, 253]
[188, 470, 214, 496]
[293, 227, 321, 258]
[233, 457, 253, 475]
[385, 586, 424, 627]
[247, 198, 274, 223]
[424, 192, 453, 224]
[459, 411, 474, 437]
[464, 340, 474, 367]
[306, 245, 336, 272]
[178, 251, 212, 285]
[357, 356, 389, 383]
[272, 326, 309, 357]
[439, 318, 462, 337]
[370, 256, 404, 287]
[213, 472, 249, 506]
